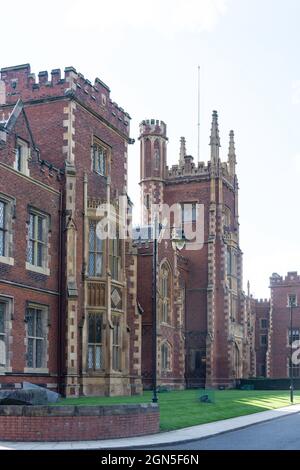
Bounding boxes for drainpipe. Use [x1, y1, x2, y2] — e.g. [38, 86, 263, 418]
[57, 189, 64, 395]
[79, 173, 88, 390]
[106, 162, 113, 393]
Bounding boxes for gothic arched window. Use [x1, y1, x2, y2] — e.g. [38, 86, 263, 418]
[161, 342, 172, 371]
[160, 263, 171, 324]
[224, 206, 231, 228]
[154, 140, 160, 170]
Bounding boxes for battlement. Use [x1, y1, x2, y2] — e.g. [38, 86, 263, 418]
[256, 298, 270, 304]
[0, 64, 130, 136]
[167, 159, 210, 179]
[270, 271, 300, 286]
[139, 119, 167, 138]
[166, 159, 234, 183]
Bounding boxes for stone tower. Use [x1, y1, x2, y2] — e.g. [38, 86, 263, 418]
[137, 110, 248, 389]
[139, 119, 168, 224]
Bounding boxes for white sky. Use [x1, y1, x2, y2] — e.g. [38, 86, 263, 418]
[1, 0, 300, 298]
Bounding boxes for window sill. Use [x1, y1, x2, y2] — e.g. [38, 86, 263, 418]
[26, 263, 50, 276]
[86, 275, 105, 280]
[0, 256, 14, 266]
[111, 279, 125, 287]
[86, 370, 106, 376]
[23, 367, 49, 374]
[0, 366, 12, 375]
[93, 170, 107, 178]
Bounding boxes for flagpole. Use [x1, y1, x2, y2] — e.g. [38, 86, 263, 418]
[197, 65, 200, 162]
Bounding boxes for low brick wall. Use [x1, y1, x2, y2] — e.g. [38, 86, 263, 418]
[0, 403, 159, 441]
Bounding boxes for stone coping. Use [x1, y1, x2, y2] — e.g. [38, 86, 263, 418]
[0, 403, 158, 417]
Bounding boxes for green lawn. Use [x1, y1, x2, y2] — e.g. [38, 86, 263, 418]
[53, 389, 300, 431]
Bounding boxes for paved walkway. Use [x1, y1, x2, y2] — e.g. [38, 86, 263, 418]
[1, 403, 300, 450]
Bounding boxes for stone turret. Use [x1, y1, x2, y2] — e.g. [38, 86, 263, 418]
[179, 136, 186, 166]
[228, 130, 236, 177]
[210, 110, 220, 166]
[139, 119, 168, 224]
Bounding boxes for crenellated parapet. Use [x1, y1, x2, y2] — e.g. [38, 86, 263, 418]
[167, 159, 210, 179]
[0, 64, 130, 136]
[139, 119, 167, 139]
[166, 159, 235, 187]
[256, 299, 270, 305]
[270, 271, 300, 286]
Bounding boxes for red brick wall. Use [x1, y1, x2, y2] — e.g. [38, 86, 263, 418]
[254, 300, 270, 376]
[138, 114, 243, 388]
[0, 404, 159, 441]
[137, 239, 185, 389]
[269, 272, 300, 378]
[0, 119, 61, 385]
[0, 63, 136, 394]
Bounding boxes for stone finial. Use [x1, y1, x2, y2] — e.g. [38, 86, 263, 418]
[210, 110, 220, 164]
[228, 130, 236, 176]
[179, 136, 186, 165]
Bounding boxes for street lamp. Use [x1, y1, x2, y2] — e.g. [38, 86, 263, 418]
[151, 214, 159, 403]
[290, 300, 294, 404]
[151, 216, 185, 404]
[289, 295, 298, 404]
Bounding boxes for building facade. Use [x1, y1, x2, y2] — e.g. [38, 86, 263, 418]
[267, 272, 300, 379]
[254, 298, 270, 377]
[136, 113, 253, 389]
[0, 64, 142, 396]
[1, 63, 297, 397]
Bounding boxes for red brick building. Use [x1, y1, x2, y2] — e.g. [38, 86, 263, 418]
[0, 64, 142, 396]
[267, 272, 300, 379]
[136, 114, 254, 389]
[254, 298, 270, 377]
[1, 63, 296, 398]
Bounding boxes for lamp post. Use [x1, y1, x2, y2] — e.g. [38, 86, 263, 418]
[290, 300, 294, 404]
[289, 296, 298, 404]
[151, 216, 185, 404]
[151, 214, 158, 404]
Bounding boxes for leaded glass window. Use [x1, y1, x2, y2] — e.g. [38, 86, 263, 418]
[26, 307, 46, 369]
[288, 294, 297, 307]
[261, 319, 268, 329]
[227, 248, 231, 275]
[0, 201, 6, 257]
[88, 221, 104, 277]
[15, 139, 29, 174]
[27, 212, 47, 268]
[110, 231, 120, 280]
[161, 342, 171, 371]
[289, 328, 300, 345]
[87, 313, 103, 370]
[0, 302, 6, 367]
[181, 203, 197, 237]
[260, 334, 268, 346]
[154, 148, 160, 170]
[160, 264, 171, 324]
[112, 316, 121, 371]
[93, 142, 107, 176]
[16, 144, 22, 172]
